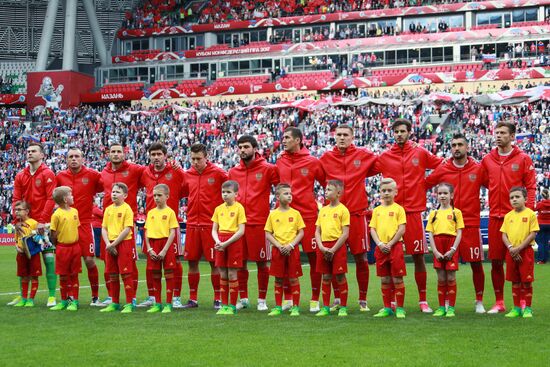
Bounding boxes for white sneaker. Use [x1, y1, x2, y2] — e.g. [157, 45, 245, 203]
[99, 297, 112, 306]
[90, 297, 102, 307]
[137, 296, 155, 308]
[236, 298, 250, 310]
[329, 298, 341, 312]
[419, 301, 433, 313]
[309, 300, 320, 313]
[475, 301, 486, 314]
[47, 296, 57, 307]
[282, 299, 293, 311]
[359, 300, 370, 312]
[7, 295, 22, 306]
[172, 297, 184, 308]
[257, 299, 268, 311]
[445, 300, 449, 312]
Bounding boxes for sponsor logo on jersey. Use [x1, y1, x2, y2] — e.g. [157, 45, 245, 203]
[469, 174, 477, 182]
[256, 173, 263, 181]
[511, 164, 519, 172]
[411, 158, 420, 166]
[208, 178, 215, 185]
[353, 160, 361, 167]
[301, 168, 309, 176]
[35, 178, 42, 187]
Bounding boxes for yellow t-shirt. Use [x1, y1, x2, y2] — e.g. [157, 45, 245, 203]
[369, 203, 406, 243]
[315, 203, 350, 242]
[50, 207, 80, 244]
[102, 202, 134, 241]
[15, 218, 38, 249]
[145, 207, 179, 239]
[264, 207, 306, 246]
[500, 208, 539, 247]
[211, 202, 246, 233]
[426, 207, 465, 236]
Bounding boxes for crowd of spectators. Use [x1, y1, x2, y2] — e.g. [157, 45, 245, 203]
[0, 76, 16, 94]
[1, 82, 549, 231]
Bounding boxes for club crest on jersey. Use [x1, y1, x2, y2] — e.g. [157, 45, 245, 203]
[389, 212, 394, 217]
[74, 215, 78, 220]
[522, 217, 528, 222]
[447, 215, 453, 220]
[511, 164, 519, 172]
[208, 178, 215, 185]
[165, 173, 173, 180]
[333, 213, 338, 218]
[122, 171, 129, 177]
[289, 217, 294, 222]
[117, 213, 122, 218]
[469, 174, 477, 182]
[230, 212, 235, 217]
[82, 177, 89, 185]
[35, 179, 42, 187]
[353, 160, 361, 167]
[162, 215, 167, 220]
[300, 168, 309, 176]
[411, 158, 420, 166]
[256, 173, 263, 181]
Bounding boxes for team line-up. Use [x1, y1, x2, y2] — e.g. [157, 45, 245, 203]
[9, 118, 543, 318]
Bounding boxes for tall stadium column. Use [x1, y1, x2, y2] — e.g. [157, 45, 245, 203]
[35, 0, 60, 71]
[83, 0, 110, 65]
[62, 0, 78, 70]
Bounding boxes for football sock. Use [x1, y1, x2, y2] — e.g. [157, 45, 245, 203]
[165, 271, 174, 304]
[332, 277, 340, 299]
[88, 264, 99, 298]
[21, 279, 29, 300]
[308, 252, 321, 302]
[237, 269, 249, 299]
[71, 274, 79, 300]
[60, 276, 69, 300]
[523, 284, 533, 307]
[174, 261, 183, 298]
[220, 279, 229, 305]
[337, 278, 348, 307]
[491, 261, 505, 302]
[321, 278, 331, 307]
[447, 279, 457, 307]
[437, 281, 447, 307]
[471, 262, 485, 302]
[229, 280, 239, 306]
[132, 262, 139, 295]
[30, 278, 39, 299]
[290, 281, 300, 306]
[188, 272, 200, 301]
[355, 258, 369, 302]
[394, 282, 405, 308]
[104, 271, 112, 297]
[109, 274, 120, 304]
[381, 283, 392, 308]
[122, 274, 134, 304]
[274, 282, 283, 307]
[389, 278, 395, 304]
[211, 273, 221, 301]
[283, 278, 291, 302]
[44, 253, 57, 297]
[153, 271, 162, 304]
[415, 271, 427, 303]
[146, 269, 155, 298]
[18, 277, 22, 297]
[512, 284, 521, 308]
[258, 266, 270, 300]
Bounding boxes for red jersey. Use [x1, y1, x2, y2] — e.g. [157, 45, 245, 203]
[481, 146, 536, 218]
[56, 166, 103, 224]
[535, 199, 550, 225]
[100, 160, 145, 215]
[92, 205, 103, 228]
[319, 144, 377, 215]
[13, 163, 56, 224]
[184, 162, 228, 226]
[228, 153, 279, 225]
[140, 163, 186, 216]
[425, 157, 485, 227]
[277, 147, 326, 220]
[375, 141, 442, 212]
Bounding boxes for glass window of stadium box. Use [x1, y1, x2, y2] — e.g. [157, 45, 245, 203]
[403, 15, 463, 33]
[476, 8, 538, 27]
[166, 65, 185, 79]
[131, 39, 149, 52]
[190, 63, 208, 78]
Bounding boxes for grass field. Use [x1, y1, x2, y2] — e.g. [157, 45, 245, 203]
[1, 246, 549, 367]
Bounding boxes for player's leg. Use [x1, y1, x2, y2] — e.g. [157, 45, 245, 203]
[282, 278, 293, 310]
[506, 282, 523, 318]
[335, 273, 348, 317]
[162, 269, 175, 313]
[307, 252, 321, 311]
[348, 215, 369, 310]
[289, 277, 301, 316]
[185, 260, 201, 308]
[227, 267, 239, 314]
[374, 275, 392, 317]
[210, 262, 221, 309]
[487, 218, 506, 313]
[256, 260, 270, 310]
[50, 274, 69, 311]
[353, 253, 369, 311]
[80, 224, 100, 305]
[147, 269, 163, 313]
[412, 253, 430, 311]
[27, 276, 39, 307]
[42, 251, 57, 306]
[16, 275, 30, 307]
[434, 269, 447, 317]
[392, 276, 406, 318]
[317, 273, 332, 316]
[470, 262, 485, 312]
[269, 277, 284, 316]
[521, 282, 533, 317]
[237, 262, 249, 307]
[445, 270, 457, 317]
[519, 247, 535, 317]
[404, 212, 430, 312]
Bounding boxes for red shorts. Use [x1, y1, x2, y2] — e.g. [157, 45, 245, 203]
[269, 246, 303, 278]
[375, 242, 406, 277]
[432, 235, 460, 271]
[488, 217, 506, 260]
[146, 238, 178, 271]
[316, 241, 347, 275]
[505, 246, 535, 283]
[300, 219, 317, 253]
[105, 239, 136, 275]
[184, 225, 215, 262]
[78, 223, 95, 258]
[404, 212, 428, 255]
[347, 214, 369, 255]
[459, 227, 484, 262]
[242, 225, 270, 262]
[55, 243, 82, 275]
[215, 232, 243, 268]
[16, 252, 42, 277]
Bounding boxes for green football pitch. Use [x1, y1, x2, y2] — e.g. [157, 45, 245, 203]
[1, 247, 549, 366]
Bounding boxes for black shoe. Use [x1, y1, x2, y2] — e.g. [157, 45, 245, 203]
[213, 300, 222, 310]
[182, 299, 199, 309]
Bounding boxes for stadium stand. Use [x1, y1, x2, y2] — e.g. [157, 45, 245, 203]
[0, 62, 35, 94]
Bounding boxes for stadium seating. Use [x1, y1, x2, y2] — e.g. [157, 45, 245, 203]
[0, 61, 35, 94]
[276, 71, 335, 89]
[99, 83, 144, 93]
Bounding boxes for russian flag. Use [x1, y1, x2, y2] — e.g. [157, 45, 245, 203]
[482, 53, 496, 63]
[516, 133, 535, 142]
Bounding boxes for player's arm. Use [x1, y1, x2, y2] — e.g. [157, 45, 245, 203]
[523, 156, 537, 210]
[265, 231, 283, 250]
[101, 227, 110, 248]
[425, 148, 444, 169]
[315, 225, 326, 253]
[211, 222, 222, 250]
[290, 229, 304, 250]
[110, 226, 131, 248]
[501, 232, 520, 261]
[220, 223, 245, 249]
[329, 225, 349, 254]
[427, 232, 443, 261]
[370, 227, 387, 254]
[39, 171, 57, 227]
[158, 228, 176, 259]
[49, 230, 58, 247]
[425, 166, 442, 190]
[387, 223, 406, 253]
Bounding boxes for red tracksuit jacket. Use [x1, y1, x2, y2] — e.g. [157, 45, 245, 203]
[13, 163, 56, 224]
[228, 153, 279, 226]
[277, 147, 326, 220]
[425, 157, 485, 227]
[101, 160, 145, 215]
[319, 144, 377, 215]
[56, 166, 103, 224]
[140, 163, 186, 216]
[481, 146, 536, 218]
[184, 162, 228, 226]
[374, 141, 442, 213]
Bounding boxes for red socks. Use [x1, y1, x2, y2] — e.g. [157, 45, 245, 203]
[104, 271, 111, 296]
[60, 276, 68, 300]
[394, 282, 405, 308]
[152, 272, 162, 304]
[415, 271, 427, 302]
[447, 280, 457, 307]
[258, 266, 270, 300]
[88, 265, 99, 298]
[122, 274, 134, 304]
[322, 279, 331, 307]
[337, 278, 348, 307]
[237, 269, 249, 299]
[290, 281, 300, 306]
[188, 272, 200, 301]
[491, 261, 505, 302]
[523, 284, 533, 307]
[471, 262, 485, 302]
[132, 262, 139, 295]
[308, 252, 321, 302]
[22, 279, 29, 299]
[165, 272, 174, 304]
[109, 274, 120, 304]
[30, 278, 39, 299]
[220, 279, 229, 305]
[332, 277, 340, 299]
[437, 281, 447, 307]
[355, 258, 369, 302]
[381, 283, 392, 308]
[274, 282, 283, 307]
[229, 280, 239, 306]
[146, 269, 154, 298]
[174, 261, 183, 298]
[512, 284, 521, 308]
[71, 274, 80, 300]
[283, 278, 291, 301]
[211, 273, 221, 301]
